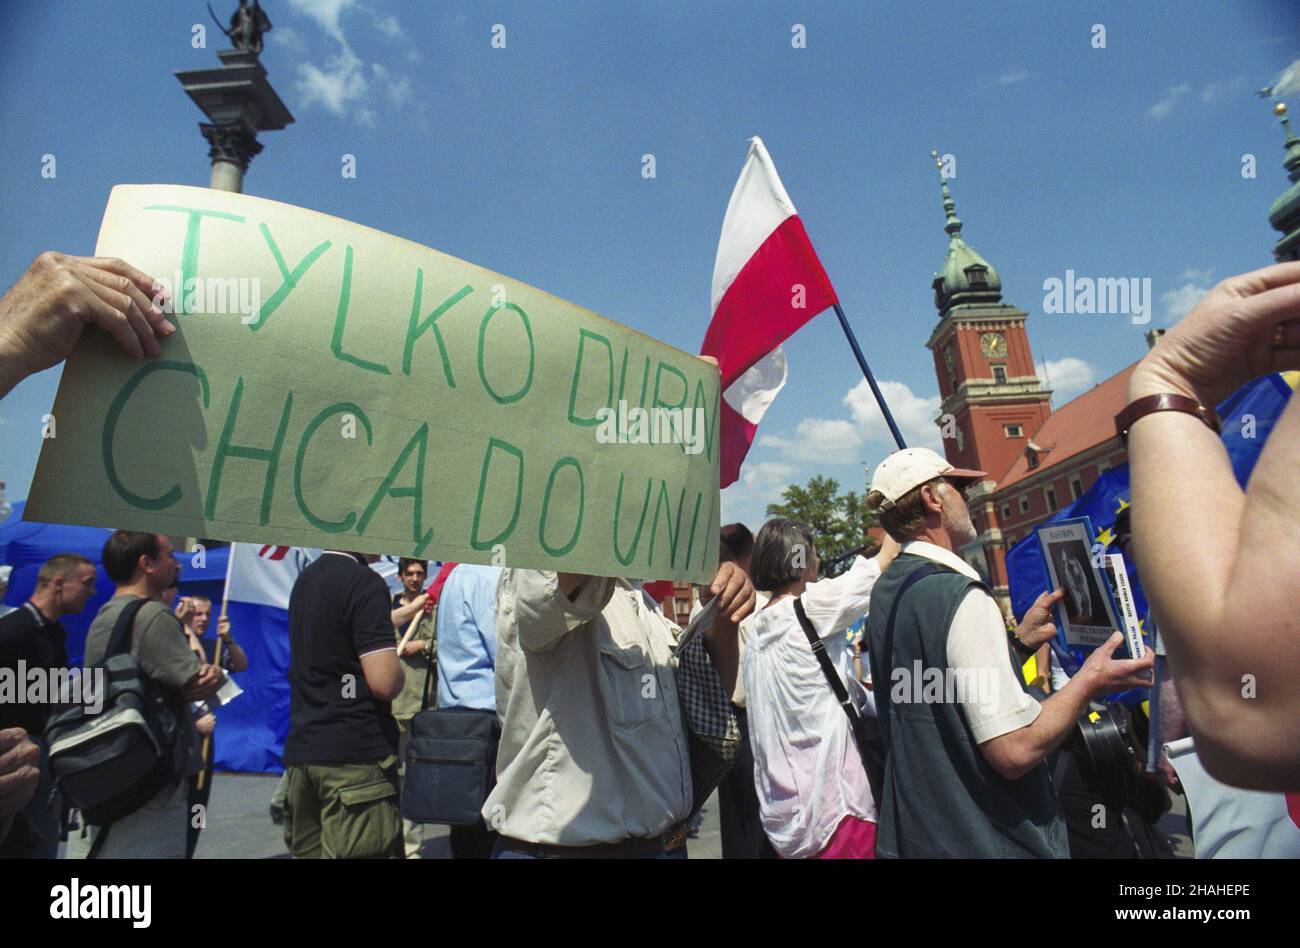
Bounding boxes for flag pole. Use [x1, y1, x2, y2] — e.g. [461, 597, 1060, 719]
[831, 302, 907, 450]
[195, 543, 236, 795]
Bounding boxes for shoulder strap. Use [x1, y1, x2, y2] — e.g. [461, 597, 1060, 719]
[874, 563, 950, 740]
[792, 598, 857, 723]
[420, 612, 437, 712]
[86, 823, 113, 859]
[879, 564, 945, 681]
[791, 597, 882, 802]
[104, 597, 150, 661]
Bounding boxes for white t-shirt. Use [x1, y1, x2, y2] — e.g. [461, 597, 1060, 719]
[900, 541, 1041, 744]
[743, 555, 882, 859]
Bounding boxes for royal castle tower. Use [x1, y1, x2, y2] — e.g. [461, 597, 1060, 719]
[924, 151, 1052, 583]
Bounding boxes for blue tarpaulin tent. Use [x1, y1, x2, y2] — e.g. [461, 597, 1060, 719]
[0, 504, 270, 770]
[1, 501, 229, 662]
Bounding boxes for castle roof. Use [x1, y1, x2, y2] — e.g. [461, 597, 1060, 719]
[995, 361, 1140, 492]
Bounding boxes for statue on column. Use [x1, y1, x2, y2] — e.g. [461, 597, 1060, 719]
[209, 0, 272, 55]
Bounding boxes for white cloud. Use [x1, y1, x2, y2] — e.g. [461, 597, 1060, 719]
[374, 15, 403, 39]
[371, 63, 411, 105]
[284, 0, 413, 127]
[759, 418, 864, 464]
[741, 461, 797, 491]
[296, 47, 368, 117]
[996, 69, 1029, 85]
[1201, 78, 1246, 104]
[386, 76, 411, 106]
[737, 378, 944, 522]
[1161, 277, 1213, 324]
[1268, 59, 1300, 98]
[1146, 82, 1191, 119]
[720, 460, 797, 528]
[288, 0, 356, 45]
[843, 378, 943, 452]
[1034, 357, 1095, 402]
[269, 25, 307, 53]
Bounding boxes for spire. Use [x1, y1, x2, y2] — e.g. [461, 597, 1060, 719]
[929, 148, 1002, 317]
[932, 149, 963, 237]
[1269, 102, 1300, 261]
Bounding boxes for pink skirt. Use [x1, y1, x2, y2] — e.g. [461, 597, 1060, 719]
[812, 815, 877, 859]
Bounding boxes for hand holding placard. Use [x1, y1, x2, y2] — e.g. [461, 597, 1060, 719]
[28, 186, 720, 582]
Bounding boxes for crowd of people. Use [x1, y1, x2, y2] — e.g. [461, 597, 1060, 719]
[1, 250, 1298, 859]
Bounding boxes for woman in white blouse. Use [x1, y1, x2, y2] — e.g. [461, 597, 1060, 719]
[742, 518, 899, 859]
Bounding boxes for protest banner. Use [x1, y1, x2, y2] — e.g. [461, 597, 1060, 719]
[27, 185, 721, 582]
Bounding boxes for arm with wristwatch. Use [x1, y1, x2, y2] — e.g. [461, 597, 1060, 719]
[1121, 261, 1300, 791]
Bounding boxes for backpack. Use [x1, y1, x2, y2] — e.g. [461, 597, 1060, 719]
[45, 597, 187, 826]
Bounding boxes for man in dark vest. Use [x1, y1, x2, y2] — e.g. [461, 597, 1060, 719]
[865, 448, 1154, 858]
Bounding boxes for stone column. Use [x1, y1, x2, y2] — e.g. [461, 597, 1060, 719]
[176, 48, 293, 195]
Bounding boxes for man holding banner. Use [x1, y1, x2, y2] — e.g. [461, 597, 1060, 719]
[487, 562, 754, 858]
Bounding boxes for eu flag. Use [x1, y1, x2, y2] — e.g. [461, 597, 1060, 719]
[1005, 372, 1296, 699]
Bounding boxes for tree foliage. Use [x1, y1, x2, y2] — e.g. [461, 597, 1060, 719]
[765, 474, 880, 576]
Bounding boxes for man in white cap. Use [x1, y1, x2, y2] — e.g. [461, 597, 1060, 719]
[864, 447, 1154, 858]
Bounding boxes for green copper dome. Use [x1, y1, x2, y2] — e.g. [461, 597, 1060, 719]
[930, 154, 1003, 315]
[1269, 106, 1300, 262]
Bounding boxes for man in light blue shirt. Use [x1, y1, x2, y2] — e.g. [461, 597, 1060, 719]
[433, 564, 502, 858]
[435, 565, 501, 712]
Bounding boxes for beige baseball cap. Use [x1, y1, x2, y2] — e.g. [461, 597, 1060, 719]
[868, 447, 986, 510]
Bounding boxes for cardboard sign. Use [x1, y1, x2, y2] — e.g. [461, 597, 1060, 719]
[27, 186, 720, 582]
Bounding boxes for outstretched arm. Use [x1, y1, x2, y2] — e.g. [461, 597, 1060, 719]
[1126, 261, 1300, 790]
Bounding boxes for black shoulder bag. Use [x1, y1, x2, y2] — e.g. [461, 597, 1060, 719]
[401, 638, 501, 826]
[792, 597, 886, 804]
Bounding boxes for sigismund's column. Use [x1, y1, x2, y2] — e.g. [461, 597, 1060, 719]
[174, 2, 293, 193]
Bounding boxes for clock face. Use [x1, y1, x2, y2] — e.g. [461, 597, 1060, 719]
[980, 332, 1007, 358]
[943, 345, 955, 369]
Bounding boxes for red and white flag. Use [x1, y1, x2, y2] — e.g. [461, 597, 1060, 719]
[701, 137, 839, 487]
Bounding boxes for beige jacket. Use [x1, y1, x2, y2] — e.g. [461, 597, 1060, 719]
[483, 570, 692, 846]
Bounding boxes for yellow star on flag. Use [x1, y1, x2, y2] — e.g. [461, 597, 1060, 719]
[1096, 527, 1116, 548]
[1115, 497, 1131, 514]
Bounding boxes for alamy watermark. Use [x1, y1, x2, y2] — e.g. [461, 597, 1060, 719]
[1042, 270, 1151, 325]
[594, 400, 708, 455]
[890, 661, 1000, 712]
[0, 663, 105, 714]
[150, 272, 262, 323]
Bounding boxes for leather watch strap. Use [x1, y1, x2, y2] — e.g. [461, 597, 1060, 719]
[1115, 393, 1220, 443]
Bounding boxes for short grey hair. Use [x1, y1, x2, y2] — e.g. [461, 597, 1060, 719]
[751, 518, 816, 592]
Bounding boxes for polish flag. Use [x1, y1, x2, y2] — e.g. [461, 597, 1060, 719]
[701, 137, 839, 487]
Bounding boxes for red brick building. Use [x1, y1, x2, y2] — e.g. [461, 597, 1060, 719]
[924, 166, 1143, 616]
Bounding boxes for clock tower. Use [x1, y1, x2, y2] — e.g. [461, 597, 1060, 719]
[924, 151, 1052, 579]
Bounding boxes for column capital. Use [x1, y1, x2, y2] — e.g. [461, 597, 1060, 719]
[199, 122, 263, 173]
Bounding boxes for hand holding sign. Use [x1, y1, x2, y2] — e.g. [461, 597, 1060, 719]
[28, 186, 721, 582]
[0, 252, 176, 398]
[1015, 587, 1066, 651]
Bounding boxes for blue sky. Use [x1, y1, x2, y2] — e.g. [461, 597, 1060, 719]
[1, 0, 1297, 533]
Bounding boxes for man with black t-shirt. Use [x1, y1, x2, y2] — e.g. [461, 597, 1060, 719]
[282, 550, 405, 859]
[0, 553, 97, 858]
